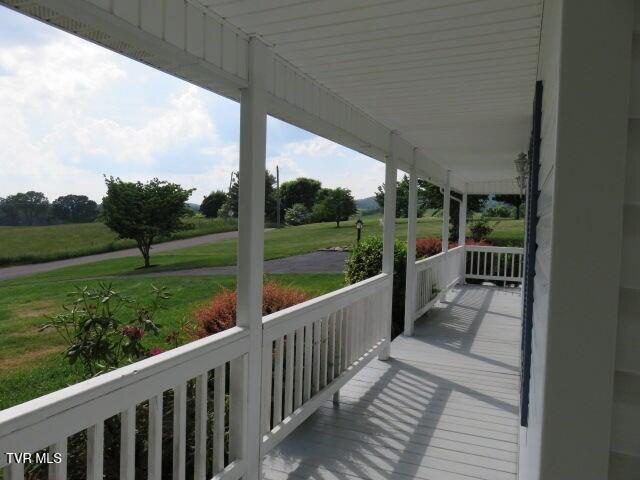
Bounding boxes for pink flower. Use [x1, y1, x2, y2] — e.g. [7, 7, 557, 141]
[149, 346, 165, 356]
[122, 325, 144, 340]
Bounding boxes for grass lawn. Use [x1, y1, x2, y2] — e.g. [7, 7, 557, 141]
[0, 216, 238, 266]
[0, 273, 344, 409]
[0, 215, 523, 409]
[4, 216, 524, 285]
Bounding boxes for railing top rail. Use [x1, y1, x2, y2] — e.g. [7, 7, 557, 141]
[415, 251, 446, 268]
[415, 245, 465, 270]
[262, 273, 391, 340]
[465, 245, 524, 253]
[0, 326, 249, 460]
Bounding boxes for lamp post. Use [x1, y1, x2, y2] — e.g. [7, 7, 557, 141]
[355, 219, 364, 243]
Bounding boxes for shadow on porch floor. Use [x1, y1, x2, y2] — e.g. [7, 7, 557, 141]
[263, 285, 522, 480]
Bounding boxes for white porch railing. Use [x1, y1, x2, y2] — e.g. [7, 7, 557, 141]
[0, 274, 391, 480]
[414, 245, 465, 319]
[410, 244, 524, 330]
[465, 245, 525, 283]
[260, 273, 390, 455]
[0, 326, 250, 480]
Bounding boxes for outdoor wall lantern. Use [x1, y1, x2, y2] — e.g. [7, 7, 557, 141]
[355, 219, 364, 243]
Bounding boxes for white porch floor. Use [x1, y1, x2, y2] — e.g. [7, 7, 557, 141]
[263, 285, 522, 480]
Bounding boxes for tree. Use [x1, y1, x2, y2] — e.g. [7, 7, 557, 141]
[51, 195, 99, 223]
[224, 170, 277, 221]
[312, 187, 357, 227]
[0, 191, 50, 225]
[284, 203, 311, 226]
[279, 177, 322, 213]
[494, 194, 525, 219]
[102, 177, 194, 267]
[375, 176, 442, 217]
[199, 191, 227, 218]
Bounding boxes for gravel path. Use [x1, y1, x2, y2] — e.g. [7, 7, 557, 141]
[0, 230, 242, 282]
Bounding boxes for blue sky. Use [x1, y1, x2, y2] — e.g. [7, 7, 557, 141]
[0, 6, 386, 203]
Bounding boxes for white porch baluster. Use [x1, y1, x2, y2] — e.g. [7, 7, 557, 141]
[235, 36, 267, 480]
[379, 132, 398, 360]
[403, 157, 418, 337]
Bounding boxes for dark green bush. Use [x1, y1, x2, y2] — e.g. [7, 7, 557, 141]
[344, 236, 407, 338]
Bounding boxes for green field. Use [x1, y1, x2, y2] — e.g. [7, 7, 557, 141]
[0, 273, 344, 409]
[0, 215, 523, 409]
[0, 216, 238, 266]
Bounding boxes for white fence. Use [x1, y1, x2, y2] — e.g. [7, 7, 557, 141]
[465, 245, 525, 283]
[410, 245, 524, 329]
[0, 274, 392, 480]
[414, 246, 465, 319]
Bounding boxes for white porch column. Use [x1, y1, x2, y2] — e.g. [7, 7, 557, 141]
[379, 133, 398, 360]
[458, 189, 467, 284]
[458, 190, 467, 247]
[403, 157, 418, 337]
[441, 171, 451, 252]
[232, 37, 267, 480]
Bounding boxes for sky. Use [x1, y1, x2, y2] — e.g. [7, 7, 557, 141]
[0, 6, 386, 204]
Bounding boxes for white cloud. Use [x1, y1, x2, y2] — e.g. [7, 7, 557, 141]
[0, 31, 237, 201]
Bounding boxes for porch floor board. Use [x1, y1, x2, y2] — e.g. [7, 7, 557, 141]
[263, 285, 522, 480]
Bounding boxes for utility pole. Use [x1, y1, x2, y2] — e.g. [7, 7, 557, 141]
[276, 165, 281, 227]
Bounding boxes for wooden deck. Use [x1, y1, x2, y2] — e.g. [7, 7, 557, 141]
[263, 285, 522, 480]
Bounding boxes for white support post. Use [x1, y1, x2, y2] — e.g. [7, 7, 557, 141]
[232, 37, 267, 480]
[379, 133, 398, 360]
[403, 156, 418, 337]
[459, 188, 467, 283]
[442, 171, 451, 253]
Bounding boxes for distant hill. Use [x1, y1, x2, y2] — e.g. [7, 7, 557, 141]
[356, 196, 381, 212]
[186, 202, 200, 212]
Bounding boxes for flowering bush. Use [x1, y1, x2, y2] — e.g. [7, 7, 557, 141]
[42, 282, 169, 376]
[195, 282, 310, 338]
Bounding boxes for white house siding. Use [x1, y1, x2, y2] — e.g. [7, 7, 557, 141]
[520, 1, 634, 479]
[517, 0, 561, 477]
[610, 16, 640, 477]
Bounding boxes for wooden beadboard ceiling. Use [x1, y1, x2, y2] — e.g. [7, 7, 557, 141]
[199, 0, 543, 181]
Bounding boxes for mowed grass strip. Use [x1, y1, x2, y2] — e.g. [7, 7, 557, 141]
[3, 216, 525, 285]
[0, 273, 344, 409]
[0, 216, 238, 266]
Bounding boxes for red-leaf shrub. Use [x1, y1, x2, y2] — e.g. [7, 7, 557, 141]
[195, 282, 310, 338]
[416, 237, 442, 258]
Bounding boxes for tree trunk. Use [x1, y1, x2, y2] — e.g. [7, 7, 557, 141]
[336, 220, 340, 228]
[138, 240, 151, 267]
[515, 204, 521, 220]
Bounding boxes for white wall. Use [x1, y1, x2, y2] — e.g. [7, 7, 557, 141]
[520, 1, 634, 479]
[609, 9, 640, 476]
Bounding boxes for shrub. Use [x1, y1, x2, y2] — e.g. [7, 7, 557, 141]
[284, 203, 311, 226]
[486, 205, 514, 218]
[416, 237, 442, 258]
[344, 236, 407, 338]
[195, 281, 310, 338]
[42, 283, 169, 376]
[470, 216, 494, 242]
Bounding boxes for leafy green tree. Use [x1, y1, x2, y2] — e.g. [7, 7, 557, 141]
[102, 177, 194, 267]
[199, 190, 227, 218]
[284, 203, 311, 226]
[280, 177, 322, 213]
[494, 194, 525, 219]
[375, 176, 442, 217]
[0, 191, 50, 225]
[51, 194, 99, 223]
[224, 170, 277, 221]
[312, 187, 357, 227]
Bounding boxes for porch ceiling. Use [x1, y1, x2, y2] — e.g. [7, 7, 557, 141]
[198, 0, 543, 182]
